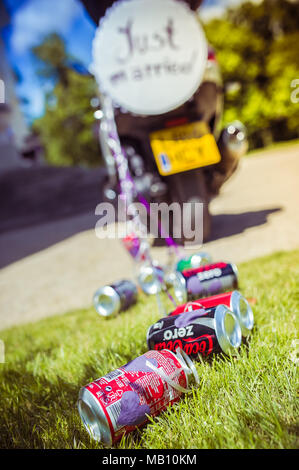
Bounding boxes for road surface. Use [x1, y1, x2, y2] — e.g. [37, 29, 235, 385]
[0, 144, 298, 331]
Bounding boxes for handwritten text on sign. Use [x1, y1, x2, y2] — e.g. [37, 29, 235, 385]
[92, 0, 207, 115]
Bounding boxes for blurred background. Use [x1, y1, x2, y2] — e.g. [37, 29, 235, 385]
[0, 0, 298, 330]
[1, 0, 298, 171]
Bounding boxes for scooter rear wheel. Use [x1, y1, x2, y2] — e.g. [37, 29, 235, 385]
[166, 169, 211, 244]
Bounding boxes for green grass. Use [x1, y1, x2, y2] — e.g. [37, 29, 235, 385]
[0, 250, 298, 449]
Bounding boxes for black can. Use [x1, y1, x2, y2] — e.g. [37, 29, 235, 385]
[147, 305, 242, 357]
[169, 262, 238, 304]
[93, 280, 138, 317]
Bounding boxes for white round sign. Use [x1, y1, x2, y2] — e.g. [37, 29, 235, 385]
[91, 0, 208, 116]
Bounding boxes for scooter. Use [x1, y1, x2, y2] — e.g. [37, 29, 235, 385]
[83, 0, 248, 242]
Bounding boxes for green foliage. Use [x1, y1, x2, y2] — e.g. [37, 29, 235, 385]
[32, 34, 101, 167]
[31, 1, 299, 165]
[34, 71, 100, 167]
[32, 33, 71, 87]
[204, 0, 299, 149]
[266, 33, 299, 134]
[0, 250, 298, 448]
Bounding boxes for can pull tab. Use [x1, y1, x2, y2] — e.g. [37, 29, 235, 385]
[183, 301, 204, 312]
[145, 348, 199, 394]
[175, 347, 199, 387]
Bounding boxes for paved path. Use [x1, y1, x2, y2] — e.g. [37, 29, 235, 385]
[0, 144, 298, 331]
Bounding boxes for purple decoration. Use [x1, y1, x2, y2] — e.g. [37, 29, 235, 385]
[138, 195, 181, 255]
[130, 241, 140, 259]
[187, 276, 204, 296]
[174, 309, 207, 328]
[208, 280, 222, 294]
[117, 391, 151, 427]
[102, 95, 183, 313]
[123, 356, 158, 374]
[123, 235, 141, 259]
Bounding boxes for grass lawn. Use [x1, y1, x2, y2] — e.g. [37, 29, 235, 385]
[0, 250, 298, 449]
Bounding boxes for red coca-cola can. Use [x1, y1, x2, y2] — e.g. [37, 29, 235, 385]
[78, 349, 198, 445]
[168, 291, 254, 337]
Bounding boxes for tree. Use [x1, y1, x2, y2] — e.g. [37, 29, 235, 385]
[32, 33, 72, 88]
[204, 0, 299, 148]
[266, 32, 299, 137]
[32, 34, 101, 167]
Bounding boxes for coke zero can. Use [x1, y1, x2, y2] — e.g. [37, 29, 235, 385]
[169, 262, 238, 304]
[147, 305, 242, 357]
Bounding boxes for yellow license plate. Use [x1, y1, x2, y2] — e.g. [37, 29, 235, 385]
[150, 121, 221, 176]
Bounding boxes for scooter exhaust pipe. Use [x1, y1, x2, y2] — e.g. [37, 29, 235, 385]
[211, 121, 248, 194]
[221, 121, 248, 160]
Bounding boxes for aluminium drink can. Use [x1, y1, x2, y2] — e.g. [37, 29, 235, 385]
[78, 349, 196, 446]
[147, 304, 242, 358]
[137, 264, 165, 295]
[93, 280, 138, 317]
[169, 262, 238, 304]
[176, 252, 212, 272]
[168, 291, 254, 337]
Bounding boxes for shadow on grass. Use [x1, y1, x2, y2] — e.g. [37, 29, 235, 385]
[0, 367, 80, 449]
[0, 358, 146, 449]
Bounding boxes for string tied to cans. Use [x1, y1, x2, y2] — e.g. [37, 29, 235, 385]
[146, 348, 200, 394]
[100, 94, 184, 315]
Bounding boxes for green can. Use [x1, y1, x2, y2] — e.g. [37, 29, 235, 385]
[176, 252, 212, 272]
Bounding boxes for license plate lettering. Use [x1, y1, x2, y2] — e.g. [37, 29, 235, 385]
[150, 121, 221, 176]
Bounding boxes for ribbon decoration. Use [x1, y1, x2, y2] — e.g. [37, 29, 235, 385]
[145, 348, 199, 394]
[99, 93, 185, 312]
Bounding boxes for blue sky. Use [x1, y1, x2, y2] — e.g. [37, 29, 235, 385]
[2, 0, 96, 121]
[1, 0, 252, 122]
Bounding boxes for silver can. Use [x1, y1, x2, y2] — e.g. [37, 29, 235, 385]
[93, 280, 138, 317]
[137, 264, 165, 295]
[176, 252, 213, 272]
[168, 262, 239, 304]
